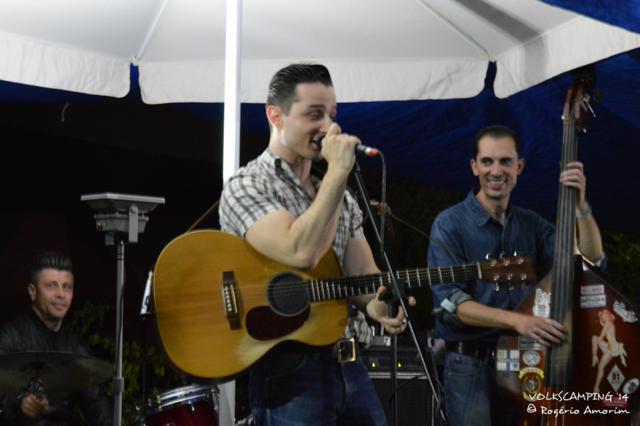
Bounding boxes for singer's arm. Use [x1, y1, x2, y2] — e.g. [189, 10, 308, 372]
[245, 166, 346, 270]
[245, 125, 359, 270]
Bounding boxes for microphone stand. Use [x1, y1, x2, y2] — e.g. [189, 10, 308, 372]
[139, 270, 154, 411]
[351, 156, 447, 425]
[375, 156, 399, 426]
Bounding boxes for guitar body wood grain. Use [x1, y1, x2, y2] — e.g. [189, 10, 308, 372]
[153, 230, 347, 380]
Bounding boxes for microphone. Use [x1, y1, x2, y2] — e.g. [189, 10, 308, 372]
[312, 134, 381, 157]
[139, 270, 153, 317]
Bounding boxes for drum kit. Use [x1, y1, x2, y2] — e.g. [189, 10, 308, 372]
[0, 351, 219, 425]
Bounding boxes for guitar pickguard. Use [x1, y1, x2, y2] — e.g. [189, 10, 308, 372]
[246, 306, 310, 341]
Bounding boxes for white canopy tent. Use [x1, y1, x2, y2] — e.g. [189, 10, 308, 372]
[1, 0, 640, 103]
[3, 0, 640, 178]
[2, 1, 640, 424]
[3, 0, 639, 180]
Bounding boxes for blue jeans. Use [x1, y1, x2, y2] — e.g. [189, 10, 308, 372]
[250, 350, 387, 426]
[444, 352, 518, 426]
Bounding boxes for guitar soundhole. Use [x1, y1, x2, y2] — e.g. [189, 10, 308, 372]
[246, 306, 310, 341]
[267, 272, 310, 316]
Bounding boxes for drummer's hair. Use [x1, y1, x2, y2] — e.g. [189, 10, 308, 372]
[474, 125, 522, 159]
[267, 64, 333, 114]
[29, 251, 73, 284]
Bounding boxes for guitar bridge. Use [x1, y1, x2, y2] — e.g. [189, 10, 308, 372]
[222, 271, 241, 330]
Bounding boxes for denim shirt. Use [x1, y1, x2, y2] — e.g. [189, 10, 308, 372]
[427, 191, 556, 345]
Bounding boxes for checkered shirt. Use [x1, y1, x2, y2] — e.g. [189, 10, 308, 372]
[219, 149, 373, 347]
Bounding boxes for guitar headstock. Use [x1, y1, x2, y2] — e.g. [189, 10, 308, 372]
[480, 256, 537, 284]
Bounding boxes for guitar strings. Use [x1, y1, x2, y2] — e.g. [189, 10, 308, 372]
[544, 109, 579, 425]
[220, 262, 527, 302]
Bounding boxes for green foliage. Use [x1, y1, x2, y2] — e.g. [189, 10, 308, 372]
[601, 231, 640, 307]
[70, 302, 173, 426]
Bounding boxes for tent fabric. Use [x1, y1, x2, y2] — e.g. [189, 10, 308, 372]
[139, 59, 489, 105]
[331, 48, 640, 233]
[1, 0, 640, 104]
[540, 0, 640, 34]
[493, 15, 640, 98]
[0, 29, 130, 97]
[0, 48, 638, 232]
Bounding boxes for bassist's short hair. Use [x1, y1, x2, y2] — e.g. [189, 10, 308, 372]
[474, 125, 522, 159]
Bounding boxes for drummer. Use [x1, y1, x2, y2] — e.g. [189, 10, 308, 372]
[0, 251, 113, 425]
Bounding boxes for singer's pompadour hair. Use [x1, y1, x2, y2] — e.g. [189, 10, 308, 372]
[267, 64, 333, 114]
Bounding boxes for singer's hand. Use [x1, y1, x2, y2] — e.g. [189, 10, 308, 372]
[320, 123, 359, 174]
[366, 286, 416, 335]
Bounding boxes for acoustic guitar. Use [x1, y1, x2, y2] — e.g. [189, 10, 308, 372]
[153, 229, 535, 380]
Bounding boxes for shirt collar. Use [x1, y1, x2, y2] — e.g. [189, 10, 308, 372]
[260, 149, 298, 180]
[260, 149, 321, 189]
[464, 189, 511, 227]
[27, 307, 62, 335]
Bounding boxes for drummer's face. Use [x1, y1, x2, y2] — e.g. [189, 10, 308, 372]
[28, 268, 74, 327]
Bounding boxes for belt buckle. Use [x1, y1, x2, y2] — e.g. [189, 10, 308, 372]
[336, 337, 357, 364]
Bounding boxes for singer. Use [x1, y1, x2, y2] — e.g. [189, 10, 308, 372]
[219, 64, 409, 425]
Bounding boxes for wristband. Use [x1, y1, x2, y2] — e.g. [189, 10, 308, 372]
[576, 204, 592, 219]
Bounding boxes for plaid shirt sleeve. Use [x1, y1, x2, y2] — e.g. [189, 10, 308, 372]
[345, 189, 366, 241]
[219, 173, 285, 237]
[343, 190, 374, 348]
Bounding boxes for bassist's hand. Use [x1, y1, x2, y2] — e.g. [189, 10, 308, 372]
[512, 313, 566, 346]
[560, 161, 589, 213]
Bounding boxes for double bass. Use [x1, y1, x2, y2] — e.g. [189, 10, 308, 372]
[496, 71, 640, 425]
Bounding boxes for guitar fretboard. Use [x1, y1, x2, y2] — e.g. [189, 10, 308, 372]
[307, 263, 482, 302]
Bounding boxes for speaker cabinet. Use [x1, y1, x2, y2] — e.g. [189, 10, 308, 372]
[369, 371, 434, 426]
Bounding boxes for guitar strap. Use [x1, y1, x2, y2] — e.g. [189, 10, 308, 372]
[186, 199, 220, 232]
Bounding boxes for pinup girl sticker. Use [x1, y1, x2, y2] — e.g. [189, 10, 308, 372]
[592, 308, 627, 393]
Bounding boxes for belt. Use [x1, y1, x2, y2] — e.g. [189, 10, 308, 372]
[446, 341, 495, 362]
[310, 337, 358, 364]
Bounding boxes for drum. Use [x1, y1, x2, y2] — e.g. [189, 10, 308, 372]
[146, 384, 218, 426]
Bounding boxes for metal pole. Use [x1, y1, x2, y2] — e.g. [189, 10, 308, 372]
[222, 0, 242, 183]
[113, 240, 125, 426]
[220, 1, 243, 424]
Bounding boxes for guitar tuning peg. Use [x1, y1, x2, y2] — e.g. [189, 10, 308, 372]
[512, 251, 518, 257]
[498, 252, 505, 259]
[485, 253, 493, 260]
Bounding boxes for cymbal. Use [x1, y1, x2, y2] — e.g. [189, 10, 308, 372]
[0, 351, 112, 394]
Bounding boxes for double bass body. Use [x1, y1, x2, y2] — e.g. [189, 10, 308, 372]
[496, 259, 640, 425]
[496, 71, 640, 425]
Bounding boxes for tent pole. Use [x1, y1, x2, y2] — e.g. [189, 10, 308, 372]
[220, 1, 242, 424]
[223, 0, 242, 182]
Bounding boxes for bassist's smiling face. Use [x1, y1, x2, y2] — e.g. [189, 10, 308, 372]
[471, 135, 524, 206]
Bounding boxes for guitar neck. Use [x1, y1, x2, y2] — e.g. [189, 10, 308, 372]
[307, 263, 482, 302]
